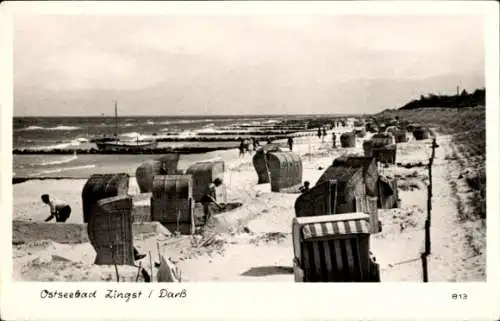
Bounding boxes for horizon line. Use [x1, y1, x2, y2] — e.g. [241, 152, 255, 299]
[12, 112, 380, 118]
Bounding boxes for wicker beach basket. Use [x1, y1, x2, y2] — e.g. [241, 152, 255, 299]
[136, 154, 181, 193]
[372, 144, 397, 164]
[394, 130, 408, 143]
[332, 155, 379, 198]
[81, 173, 129, 223]
[355, 128, 366, 138]
[413, 127, 430, 140]
[266, 151, 303, 193]
[377, 176, 399, 209]
[87, 195, 134, 265]
[295, 180, 338, 218]
[316, 166, 365, 214]
[185, 160, 225, 202]
[252, 143, 282, 185]
[150, 175, 194, 230]
[340, 132, 356, 148]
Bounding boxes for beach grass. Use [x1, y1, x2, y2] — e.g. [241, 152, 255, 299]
[379, 106, 486, 220]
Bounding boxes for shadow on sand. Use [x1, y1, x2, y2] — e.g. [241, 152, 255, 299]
[240, 266, 293, 277]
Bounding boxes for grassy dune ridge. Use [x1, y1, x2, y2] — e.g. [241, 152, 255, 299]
[378, 106, 486, 220]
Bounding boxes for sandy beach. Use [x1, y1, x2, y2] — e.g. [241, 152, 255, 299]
[12, 127, 486, 282]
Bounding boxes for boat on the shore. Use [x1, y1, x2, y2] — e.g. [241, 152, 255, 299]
[94, 101, 157, 151]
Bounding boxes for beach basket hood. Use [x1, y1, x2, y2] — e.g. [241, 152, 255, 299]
[266, 151, 303, 193]
[332, 155, 378, 197]
[378, 175, 399, 209]
[295, 180, 338, 218]
[394, 130, 408, 143]
[151, 175, 194, 228]
[372, 144, 397, 164]
[316, 165, 366, 214]
[340, 132, 356, 148]
[136, 154, 181, 193]
[81, 173, 129, 223]
[413, 126, 430, 140]
[292, 213, 380, 282]
[186, 160, 225, 202]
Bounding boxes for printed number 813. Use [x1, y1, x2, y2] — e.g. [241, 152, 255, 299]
[451, 293, 468, 300]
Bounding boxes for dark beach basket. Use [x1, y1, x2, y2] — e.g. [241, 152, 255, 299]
[150, 175, 195, 233]
[81, 173, 129, 223]
[87, 195, 134, 265]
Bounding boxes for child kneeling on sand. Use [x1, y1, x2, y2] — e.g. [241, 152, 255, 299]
[41, 194, 72, 223]
[201, 178, 224, 225]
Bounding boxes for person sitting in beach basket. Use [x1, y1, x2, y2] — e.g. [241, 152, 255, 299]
[201, 178, 224, 225]
[288, 137, 294, 151]
[41, 194, 72, 223]
[299, 181, 310, 194]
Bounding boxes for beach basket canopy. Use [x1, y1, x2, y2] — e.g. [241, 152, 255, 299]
[266, 151, 303, 193]
[81, 173, 129, 223]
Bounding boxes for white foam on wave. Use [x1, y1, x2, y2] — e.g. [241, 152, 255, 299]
[34, 139, 82, 150]
[120, 132, 156, 141]
[177, 130, 198, 138]
[30, 164, 96, 177]
[159, 118, 215, 125]
[18, 125, 81, 131]
[19, 125, 44, 131]
[35, 153, 78, 167]
[74, 137, 89, 143]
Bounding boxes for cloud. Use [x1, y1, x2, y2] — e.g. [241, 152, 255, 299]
[13, 14, 485, 115]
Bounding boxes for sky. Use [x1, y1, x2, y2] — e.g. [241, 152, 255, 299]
[13, 14, 485, 116]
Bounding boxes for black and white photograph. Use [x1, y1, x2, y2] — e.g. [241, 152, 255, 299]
[1, 1, 499, 319]
[8, 3, 492, 282]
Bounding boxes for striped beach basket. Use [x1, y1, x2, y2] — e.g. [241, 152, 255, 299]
[292, 213, 380, 282]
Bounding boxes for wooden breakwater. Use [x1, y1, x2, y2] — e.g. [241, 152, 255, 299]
[13, 145, 237, 155]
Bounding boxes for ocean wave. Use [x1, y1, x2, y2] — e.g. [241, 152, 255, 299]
[119, 132, 156, 141]
[159, 118, 215, 125]
[33, 139, 82, 150]
[34, 153, 78, 167]
[74, 137, 89, 143]
[177, 130, 198, 138]
[30, 164, 96, 177]
[18, 125, 81, 131]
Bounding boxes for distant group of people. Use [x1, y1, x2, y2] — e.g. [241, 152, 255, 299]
[239, 136, 294, 157]
[317, 127, 328, 142]
[239, 137, 265, 157]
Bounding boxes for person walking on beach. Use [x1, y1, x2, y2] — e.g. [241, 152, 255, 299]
[317, 127, 322, 140]
[252, 137, 259, 151]
[41, 194, 72, 223]
[201, 178, 224, 226]
[287, 137, 294, 151]
[332, 132, 337, 148]
[238, 139, 245, 157]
